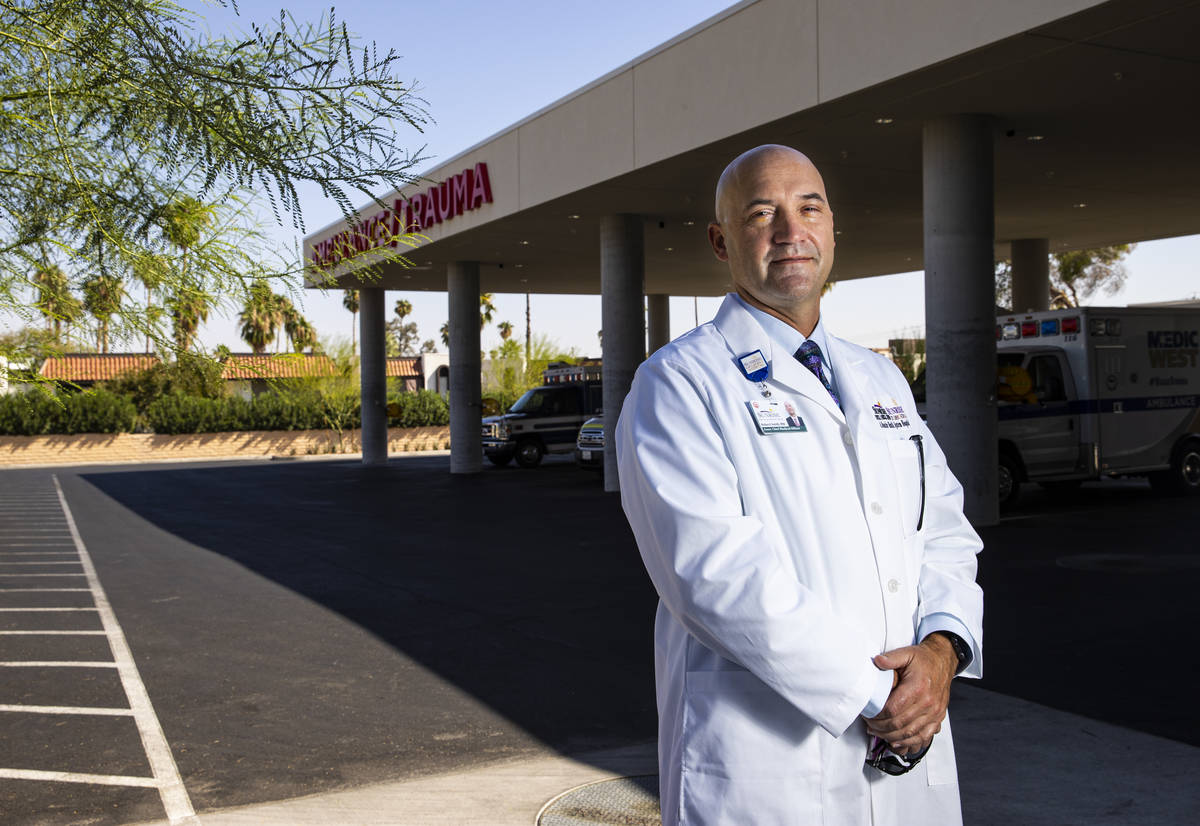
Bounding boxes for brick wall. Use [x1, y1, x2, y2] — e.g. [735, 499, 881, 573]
[0, 426, 450, 468]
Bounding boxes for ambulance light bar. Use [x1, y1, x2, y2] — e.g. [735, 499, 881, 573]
[999, 315, 1080, 340]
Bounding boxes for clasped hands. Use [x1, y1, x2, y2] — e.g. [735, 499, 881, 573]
[864, 634, 958, 755]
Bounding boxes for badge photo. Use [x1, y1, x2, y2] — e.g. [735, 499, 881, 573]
[746, 400, 807, 434]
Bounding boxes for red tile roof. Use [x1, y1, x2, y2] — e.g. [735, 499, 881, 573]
[386, 357, 421, 378]
[220, 354, 338, 380]
[39, 354, 160, 382]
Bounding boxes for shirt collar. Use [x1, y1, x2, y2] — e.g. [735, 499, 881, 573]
[732, 293, 833, 373]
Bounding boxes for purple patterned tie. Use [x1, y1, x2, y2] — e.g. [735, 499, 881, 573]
[795, 340, 841, 409]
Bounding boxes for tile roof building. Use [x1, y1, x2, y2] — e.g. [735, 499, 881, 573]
[219, 354, 338, 380]
[39, 354, 161, 386]
[33, 351, 450, 397]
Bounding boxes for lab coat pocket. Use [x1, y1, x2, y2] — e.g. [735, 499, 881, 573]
[924, 714, 959, 786]
[887, 439, 924, 538]
[681, 670, 820, 782]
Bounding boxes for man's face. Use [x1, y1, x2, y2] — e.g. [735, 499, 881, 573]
[785, 402, 797, 417]
[708, 148, 835, 318]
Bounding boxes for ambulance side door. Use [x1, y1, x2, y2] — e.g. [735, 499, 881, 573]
[1017, 352, 1081, 477]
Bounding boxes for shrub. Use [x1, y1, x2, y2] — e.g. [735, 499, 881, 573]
[145, 395, 227, 435]
[0, 392, 62, 435]
[387, 390, 448, 427]
[61, 390, 137, 434]
[0, 390, 135, 435]
[247, 392, 321, 431]
[100, 354, 226, 414]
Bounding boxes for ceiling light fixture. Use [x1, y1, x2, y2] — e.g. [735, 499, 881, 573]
[874, 117, 894, 125]
[1026, 135, 1045, 141]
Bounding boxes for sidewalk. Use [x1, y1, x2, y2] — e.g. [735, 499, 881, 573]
[132, 684, 1199, 826]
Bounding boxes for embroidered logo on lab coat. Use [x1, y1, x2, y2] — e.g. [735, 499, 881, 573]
[872, 399, 910, 429]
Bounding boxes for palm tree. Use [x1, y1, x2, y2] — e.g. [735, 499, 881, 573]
[169, 288, 209, 352]
[82, 273, 123, 353]
[32, 264, 82, 339]
[394, 298, 413, 321]
[283, 305, 317, 353]
[239, 281, 280, 354]
[157, 197, 213, 353]
[497, 321, 513, 341]
[289, 317, 318, 353]
[343, 289, 359, 353]
[479, 292, 496, 330]
[273, 293, 296, 353]
[132, 254, 169, 351]
[439, 321, 450, 348]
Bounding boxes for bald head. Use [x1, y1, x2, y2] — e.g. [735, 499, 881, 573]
[714, 145, 825, 225]
[706, 144, 835, 334]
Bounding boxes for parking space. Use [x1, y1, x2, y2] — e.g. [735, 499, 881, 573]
[0, 477, 195, 826]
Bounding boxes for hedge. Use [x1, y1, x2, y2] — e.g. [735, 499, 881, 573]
[387, 390, 449, 428]
[0, 390, 137, 436]
[0, 387, 448, 436]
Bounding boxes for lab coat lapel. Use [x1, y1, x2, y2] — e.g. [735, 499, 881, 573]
[711, 295, 845, 420]
[824, 334, 873, 436]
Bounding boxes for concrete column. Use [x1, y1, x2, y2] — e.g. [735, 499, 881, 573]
[646, 294, 670, 354]
[359, 287, 388, 466]
[448, 261, 483, 474]
[923, 115, 999, 526]
[601, 214, 645, 492]
[1011, 238, 1050, 312]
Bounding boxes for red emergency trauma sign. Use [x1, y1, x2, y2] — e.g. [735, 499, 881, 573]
[310, 163, 493, 267]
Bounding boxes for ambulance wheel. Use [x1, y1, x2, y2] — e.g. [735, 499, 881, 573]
[486, 451, 513, 467]
[514, 439, 544, 468]
[1150, 439, 1200, 495]
[998, 453, 1021, 508]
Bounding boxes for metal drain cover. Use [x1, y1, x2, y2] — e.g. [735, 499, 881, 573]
[538, 774, 661, 826]
[1055, 553, 1200, 573]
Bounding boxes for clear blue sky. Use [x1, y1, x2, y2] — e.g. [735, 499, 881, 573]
[10, 1, 1198, 355]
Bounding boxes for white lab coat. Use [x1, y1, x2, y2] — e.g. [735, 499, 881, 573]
[616, 295, 983, 826]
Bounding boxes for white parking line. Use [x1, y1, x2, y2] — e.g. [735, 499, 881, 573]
[0, 704, 134, 716]
[0, 661, 118, 668]
[0, 768, 158, 787]
[0, 573, 87, 577]
[52, 476, 198, 825]
[0, 528, 74, 531]
[0, 630, 107, 635]
[0, 583, 90, 590]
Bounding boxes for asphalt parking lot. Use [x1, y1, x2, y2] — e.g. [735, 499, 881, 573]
[0, 454, 1197, 825]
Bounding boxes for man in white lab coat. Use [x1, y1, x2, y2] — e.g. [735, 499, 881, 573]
[616, 145, 983, 826]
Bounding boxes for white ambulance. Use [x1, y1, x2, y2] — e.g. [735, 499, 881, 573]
[994, 305, 1200, 505]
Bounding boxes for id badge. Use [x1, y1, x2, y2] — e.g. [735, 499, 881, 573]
[746, 400, 807, 434]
